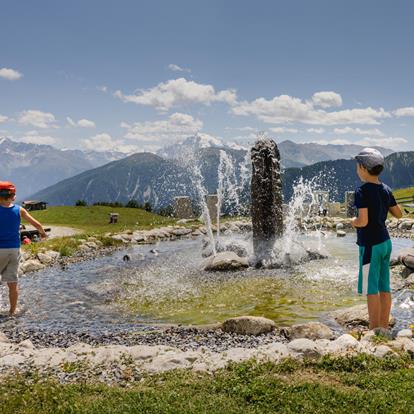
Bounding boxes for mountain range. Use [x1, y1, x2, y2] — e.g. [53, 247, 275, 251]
[30, 146, 414, 208]
[0, 138, 124, 199]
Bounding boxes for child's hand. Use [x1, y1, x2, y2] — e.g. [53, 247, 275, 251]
[351, 217, 357, 228]
[40, 230, 48, 240]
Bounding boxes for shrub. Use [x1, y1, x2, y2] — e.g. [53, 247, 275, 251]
[75, 200, 87, 206]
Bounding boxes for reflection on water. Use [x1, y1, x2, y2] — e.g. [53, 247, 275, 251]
[0, 234, 412, 332]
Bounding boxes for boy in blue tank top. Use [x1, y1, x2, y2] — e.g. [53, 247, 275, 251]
[0, 181, 47, 316]
[351, 149, 402, 333]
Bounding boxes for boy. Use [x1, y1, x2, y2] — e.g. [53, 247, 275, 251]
[351, 148, 402, 332]
[0, 181, 47, 316]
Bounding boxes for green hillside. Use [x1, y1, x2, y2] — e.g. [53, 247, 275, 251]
[27, 206, 176, 234]
[394, 186, 414, 200]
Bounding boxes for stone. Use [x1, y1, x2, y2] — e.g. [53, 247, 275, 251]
[336, 223, 344, 230]
[20, 259, 45, 273]
[251, 137, 283, 266]
[398, 221, 414, 230]
[46, 250, 60, 260]
[336, 230, 346, 237]
[0, 353, 27, 367]
[287, 322, 334, 340]
[397, 329, 413, 339]
[326, 334, 361, 355]
[332, 304, 395, 328]
[258, 343, 290, 362]
[18, 339, 34, 349]
[287, 338, 321, 357]
[221, 316, 276, 335]
[37, 252, 53, 264]
[0, 332, 10, 343]
[203, 251, 249, 271]
[171, 228, 192, 236]
[373, 345, 394, 358]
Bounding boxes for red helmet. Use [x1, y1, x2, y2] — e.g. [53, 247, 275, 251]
[0, 181, 16, 195]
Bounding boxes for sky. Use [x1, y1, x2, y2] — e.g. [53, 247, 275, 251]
[1, 0, 414, 153]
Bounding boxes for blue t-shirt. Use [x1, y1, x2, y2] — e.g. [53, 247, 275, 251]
[354, 183, 397, 247]
[0, 204, 21, 248]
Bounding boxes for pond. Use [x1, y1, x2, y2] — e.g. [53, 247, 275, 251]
[0, 234, 412, 333]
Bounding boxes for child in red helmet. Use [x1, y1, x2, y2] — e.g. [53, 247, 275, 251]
[0, 181, 47, 316]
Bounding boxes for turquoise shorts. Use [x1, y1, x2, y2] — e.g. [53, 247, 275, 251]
[358, 239, 392, 295]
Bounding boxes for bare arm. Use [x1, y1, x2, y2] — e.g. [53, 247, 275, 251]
[389, 204, 403, 219]
[351, 207, 368, 228]
[20, 208, 47, 239]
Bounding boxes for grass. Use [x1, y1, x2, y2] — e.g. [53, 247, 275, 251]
[1, 355, 414, 413]
[394, 186, 414, 201]
[25, 206, 177, 234]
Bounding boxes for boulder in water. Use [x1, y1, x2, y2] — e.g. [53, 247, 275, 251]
[222, 316, 276, 335]
[332, 304, 395, 328]
[203, 252, 249, 271]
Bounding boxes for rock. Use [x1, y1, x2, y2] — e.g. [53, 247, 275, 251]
[336, 223, 344, 230]
[332, 304, 395, 328]
[0, 353, 27, 367]
[326, 334, 361, 355]
[0, 332, 10, 343]
[36, 252, 53, 265]
[398, 221, 413, 230]
[18, 339, 34, 349]
[373, 345, 394, 358]
[20, 259, 45, 273]
[221, 316, 276, 335]
[336, 230, 346, 237]
[397, 329, 413, 339]
[258, 343, 290, 362]
[287, 338, 321, 357]
[171, 228, 192, 236]
[46, 250, 60, 260]
[217, 241, 249, 258]
[287, 322, 334, 340]
[203, 251, 249, 271]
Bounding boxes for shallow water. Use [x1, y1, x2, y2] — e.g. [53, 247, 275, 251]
[0, 234, 412, 333]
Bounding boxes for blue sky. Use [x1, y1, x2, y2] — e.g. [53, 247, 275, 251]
[1, 0, 414, 153]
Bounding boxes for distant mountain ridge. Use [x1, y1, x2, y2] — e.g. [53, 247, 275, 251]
[30, 148, 414, 208]
[157, 135, 394, 168]
[0, 137, 125, 199]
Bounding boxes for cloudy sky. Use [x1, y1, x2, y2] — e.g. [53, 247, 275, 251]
[1, 0, 414, 153]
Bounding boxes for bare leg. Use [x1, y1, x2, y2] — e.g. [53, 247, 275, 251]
[367, 294, 380, 330]
[7, 282, 18, 316]
[379, 291, 392, 328]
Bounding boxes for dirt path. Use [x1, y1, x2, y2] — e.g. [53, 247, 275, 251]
[25, 225, 83, 239]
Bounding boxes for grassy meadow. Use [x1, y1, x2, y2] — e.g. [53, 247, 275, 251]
[1, 356, 414, 414]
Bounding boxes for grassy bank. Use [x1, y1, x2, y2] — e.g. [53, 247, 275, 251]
[26, 206, 177, 234]
[394, 186, 414, 200]
[0, 355, 413, 413]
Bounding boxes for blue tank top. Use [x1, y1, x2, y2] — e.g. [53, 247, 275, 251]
[0, 204, 21, 248]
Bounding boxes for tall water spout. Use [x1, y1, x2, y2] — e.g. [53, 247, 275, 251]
[251, 137, 283, 266]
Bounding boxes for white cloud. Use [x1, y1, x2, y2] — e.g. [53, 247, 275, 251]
[114, 78, 237, 111]
[168, 64, 191, 73]
[355, 136, 408, 149]
[307, 128, 325, 134]
[122, 112, 203, 150]
[312, 91, 342, 108]
[0, 115, 8, 123]
[67, 117, 95, 128]
[0, 67, 23, 80]
[269, 127, 298, 134]
[232, 93, 390, 125]
[18, 110, 57, 129]
[225, 126, 256, 132]
[333, 127, 385, 137]
[97, 85, 108, 93]
[84, 133, 139, 153]
[393, 107, 414, 117]
[19, 130, 56, 145]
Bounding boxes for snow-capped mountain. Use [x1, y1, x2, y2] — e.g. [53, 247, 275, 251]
[0, 137, 125, 199]
[157, 133, 225, 159]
